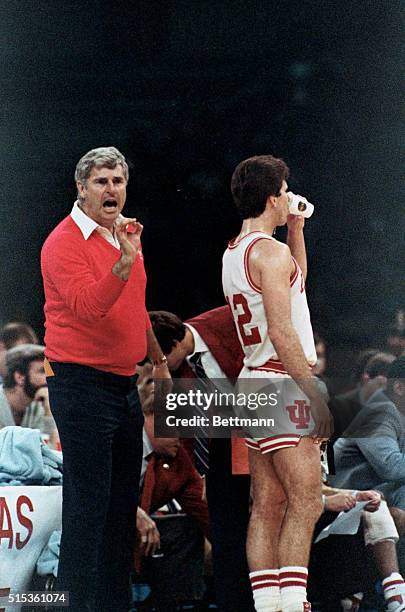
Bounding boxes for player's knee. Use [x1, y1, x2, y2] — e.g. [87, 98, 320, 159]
[252, 490, 287, 518]
[287, 491, 323, 521]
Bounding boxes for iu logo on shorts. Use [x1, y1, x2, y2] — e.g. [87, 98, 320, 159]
[286, 399, 311, 429]
[303, 602, 311, 611]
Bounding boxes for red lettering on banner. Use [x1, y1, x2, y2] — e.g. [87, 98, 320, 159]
[16, 495, 34, 549]
[0, 586, 11, 612]
[0, 495, 35, 550]
[0, 498, 13, 548]
[286, 399, 311, 429]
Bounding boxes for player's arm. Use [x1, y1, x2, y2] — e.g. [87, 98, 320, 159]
[286, 214, 307, 280]
[250, 240, 333, 438]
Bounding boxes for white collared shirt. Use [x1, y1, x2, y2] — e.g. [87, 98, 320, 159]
[70, 201, 121, 249]
[185, 324, 230, 381]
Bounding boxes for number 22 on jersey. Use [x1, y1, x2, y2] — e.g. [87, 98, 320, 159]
[232, 294, 262, 347]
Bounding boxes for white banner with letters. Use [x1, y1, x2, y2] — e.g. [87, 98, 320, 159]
[0, 486, 62, 612]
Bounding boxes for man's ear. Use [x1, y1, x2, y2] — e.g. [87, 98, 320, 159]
[266, 194, 278, 209]
[14, 371, 25, 387]
[76, 181, 86, 200]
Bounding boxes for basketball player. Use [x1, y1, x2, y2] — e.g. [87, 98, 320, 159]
[222, 155, 333, 612]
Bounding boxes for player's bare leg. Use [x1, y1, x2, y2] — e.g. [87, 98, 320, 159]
[247, 448, 287, 612]
[272, 436, 323, 611]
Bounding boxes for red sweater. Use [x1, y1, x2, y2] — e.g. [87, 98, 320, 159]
[41, 216, 150, 375]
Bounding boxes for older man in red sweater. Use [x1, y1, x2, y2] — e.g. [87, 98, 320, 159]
[41, 147, 170, 612]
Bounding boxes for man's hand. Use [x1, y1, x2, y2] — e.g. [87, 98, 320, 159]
[309, 395, 334, 440]
[286, 214, 305, 233]
[136, 507, 160, 556]
[34, 386, 52, 416]
[356, 490, 381, 512]
[324, 492, 357, 513]
[112, 217, 143, 281]
[152, 363, 173, 409]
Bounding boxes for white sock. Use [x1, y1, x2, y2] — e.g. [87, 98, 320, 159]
[383, 573, 405, 610]
[279, 566, 309, 612]
[250, 569, 281, 612]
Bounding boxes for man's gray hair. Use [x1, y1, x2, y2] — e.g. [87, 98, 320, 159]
[74, 146, 129, 187]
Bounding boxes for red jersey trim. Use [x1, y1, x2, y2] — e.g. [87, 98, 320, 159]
[290, 257, 299, 287]
[246, 435, 301, 453]
[249, 358, 287, 374]
[243, 237, 274, 293]
[241, 238, 301, 294]
[227, 231, 266, 250]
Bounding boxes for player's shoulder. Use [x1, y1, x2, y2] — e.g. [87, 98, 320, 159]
[250, 235, 291, 261]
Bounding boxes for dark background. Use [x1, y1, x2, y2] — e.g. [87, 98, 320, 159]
[0, 0, 403, 377]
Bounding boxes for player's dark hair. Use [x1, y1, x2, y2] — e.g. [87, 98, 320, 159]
[149, 311, 186, 355]
[231, 155, 289, 219]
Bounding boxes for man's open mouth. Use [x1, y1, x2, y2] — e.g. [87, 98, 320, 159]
[103, 199, 118, 210]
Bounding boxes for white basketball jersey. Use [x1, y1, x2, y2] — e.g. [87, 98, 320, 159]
[222, 231, 317, 368]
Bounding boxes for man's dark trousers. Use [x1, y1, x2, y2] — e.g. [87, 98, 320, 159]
[47, 362, 143, 612]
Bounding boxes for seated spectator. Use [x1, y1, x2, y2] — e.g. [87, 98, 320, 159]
[136, 360, 209, 537]
[134, 361, 210, 611]
[329, 351, 394, 438]
[0, 344, 58, 445]
[333, 356, 405, 573]
[0, 321, 39, 381]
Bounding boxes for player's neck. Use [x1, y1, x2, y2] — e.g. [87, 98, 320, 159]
[239, 216, 276, 238]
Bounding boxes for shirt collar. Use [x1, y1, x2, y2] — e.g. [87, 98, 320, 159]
[70, 201, 124, 242]
[70, 201, 99, 240]
[142, 428, 154, 461]
[185, 323, 209, 359]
